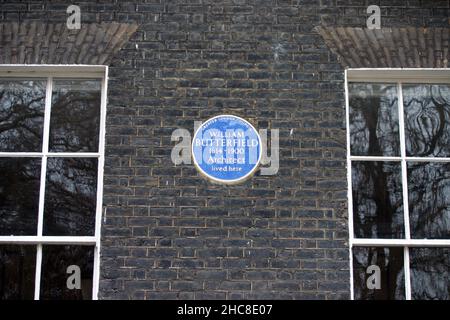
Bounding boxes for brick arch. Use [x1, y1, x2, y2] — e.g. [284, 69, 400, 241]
[317, 27, 450, 68]
[0, 22, 139, 65]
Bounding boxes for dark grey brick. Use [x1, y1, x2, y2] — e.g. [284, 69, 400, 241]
[1, 0, 438, 302]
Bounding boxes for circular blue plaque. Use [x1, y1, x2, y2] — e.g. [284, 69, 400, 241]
[192, 115, 262, 184]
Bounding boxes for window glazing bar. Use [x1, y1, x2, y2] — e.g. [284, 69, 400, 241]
[350, 156, 450, 162]
[352, 238, 450, 247]
[344, 70, 355, 300]
[0, 236, 97, 245]
[398, 81, 411, 300]
[0, 152, 101, 157]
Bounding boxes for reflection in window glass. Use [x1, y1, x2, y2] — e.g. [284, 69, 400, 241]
[410, 248, 450, 300]
[40, 245, 93, 300]
[0, 73, 104, 301]
[353, 247, 405, 300]
[408, 162, 450, 239]
[0, 158, 41, 235]
[403, 84, 450, 157]
[0, 245, 36, 300]
[50, 79, 101, 153]
[349, 83, 400, 156]
[0, 79, 46, 152]
[349, 77, 450, 301]
[43, 158, 97, 236]
[352, 162, 404, 239]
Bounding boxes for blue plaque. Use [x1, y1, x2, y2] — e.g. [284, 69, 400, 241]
[192, 115, 262, 184]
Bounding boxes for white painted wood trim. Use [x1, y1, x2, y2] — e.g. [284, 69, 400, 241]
[345, 69, 450, 301]
[34, 244, 42, 300]
[92, 66, 108, 300]
[0, 236, 97, 244]
[352, 239, 450, 247]
[397, 82, 412, 299]
[0, 65, 106, 78]
[0, 152, 100, 157]
[0, 65, 108, 300]
[344, 69, 355, 300]
[350, 156, 450, 162]
[347, 68, 450, 83]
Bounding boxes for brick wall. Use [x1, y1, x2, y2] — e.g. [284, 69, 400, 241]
[0, 0, 449, 300]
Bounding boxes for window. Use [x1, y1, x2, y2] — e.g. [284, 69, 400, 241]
[346, 69, 450, 300]
[0, 65, 107, 300]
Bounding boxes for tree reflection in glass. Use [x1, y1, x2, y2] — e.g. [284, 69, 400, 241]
[0, 80, 45, 152]
[0, 245, 36, 300]
[403, 84, 450, 157]
[408, 162, 450, 239]
[353, 247, 405, 300]
[0, 158, 41, 235]
[40, 245, 93, 300]
[349, 83, 400, 156]
[410, 248, 450, 300]
[49, 80, 101, 153]
[352, 161, 404, 239]
[43, 158, 97, 236]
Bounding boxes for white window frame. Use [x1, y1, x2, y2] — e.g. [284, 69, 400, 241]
[345, 68, 450, 300]
[0, 64, 108, 300]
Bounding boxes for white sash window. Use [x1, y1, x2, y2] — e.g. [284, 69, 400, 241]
[0, 65, 108, 300]
[346, 69, 450, 300]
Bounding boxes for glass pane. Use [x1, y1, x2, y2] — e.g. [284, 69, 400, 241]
[353, 247, 405, 300]
[403, 84, 450, 157]
[410, 248, 450, 300]
[0, 245, 36, 300]
[43, 158, 97, 236]
[408, 162, 450, 239]
[349, 83, 400, 156]
[0, 79, 46, 152]
[0, 158, 41, 235]
[352, 161, 404, 238]
[40, 245, 94, 300]
[49, 79, 101, 153]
